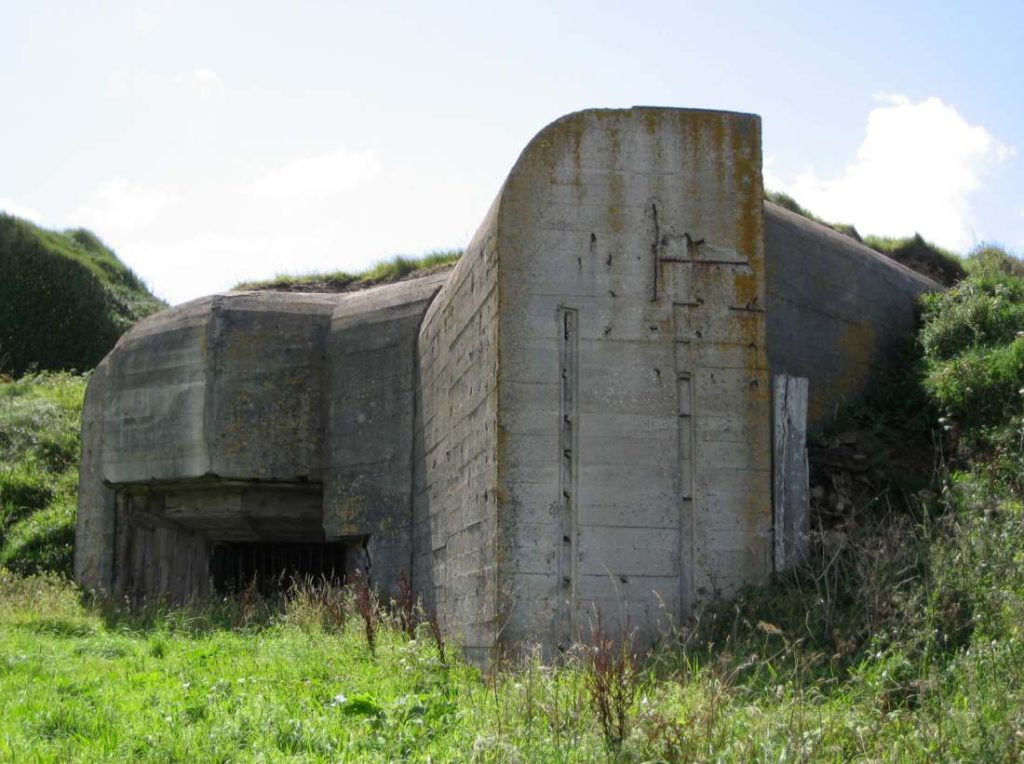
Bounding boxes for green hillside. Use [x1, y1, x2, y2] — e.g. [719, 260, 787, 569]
[0, 372, 83, 577]
[0, 214, 165, 376]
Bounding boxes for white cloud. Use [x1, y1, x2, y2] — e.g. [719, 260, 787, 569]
[191, 68, 221, 97]
[61, 150, 487, 305]
[771, 95, 1012, 251]
[103, 71, 131, 99]
[244, 149, 382, 201]
[68, 179, 173, 235]
[105, 68, 224, 100]
[0, 197, 41, 222]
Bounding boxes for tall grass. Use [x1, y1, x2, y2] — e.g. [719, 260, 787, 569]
[2, 547, 1023, 762]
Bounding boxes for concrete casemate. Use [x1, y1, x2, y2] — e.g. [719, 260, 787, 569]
[75, 107, 937, 660]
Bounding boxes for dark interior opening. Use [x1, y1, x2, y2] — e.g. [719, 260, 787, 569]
[210, 541, 352, 595]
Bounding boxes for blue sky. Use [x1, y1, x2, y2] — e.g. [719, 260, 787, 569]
[2, 0, 1021, 304]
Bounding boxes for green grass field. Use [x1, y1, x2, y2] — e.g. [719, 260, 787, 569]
[1, 564, 1022, 762]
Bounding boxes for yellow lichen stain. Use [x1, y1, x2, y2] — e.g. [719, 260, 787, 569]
[644, 110, 659, 135]
[607, 203, 624, 234]
[722, 114, 766, 380]
[607, 167, 625, 234]
[571, 116, 583, 189]
[812, 318, 878, 424]
[732, 270, 760, 310]
[537, 113, 586, 189]
[608, 119, 621, 159]
[731, 117, 764, 273]
[710, 116, 727, 187]
[602, 121, 626, 234]
[336, 495, 366, 536]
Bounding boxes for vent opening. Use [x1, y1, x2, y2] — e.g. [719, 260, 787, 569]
[210, 540, 356, 595]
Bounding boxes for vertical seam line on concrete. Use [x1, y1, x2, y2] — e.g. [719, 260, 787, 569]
[773, 376, 788, 571]
[557, 306, 579, 647]
[650, 202, 661, 302]
[676, 356, 695, 618]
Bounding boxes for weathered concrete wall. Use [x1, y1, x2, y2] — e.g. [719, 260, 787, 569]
[491, 108, 772, 652]
[323, 273, 448, 600]
[206, 292, 338, 481]
[764, 203, 938, 429]
[74, 357, 115, 591]
[99, 297, 213, 484]
[76, 291, 344, 592]
[96, 291, 341, 485]
[111, 490, 211, 602]
[413, 198, 502, 663]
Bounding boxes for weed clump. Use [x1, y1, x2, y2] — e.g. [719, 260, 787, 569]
[584, 614, 640, 750]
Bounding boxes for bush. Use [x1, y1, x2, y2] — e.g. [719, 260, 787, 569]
[920, 247, 1024, 431]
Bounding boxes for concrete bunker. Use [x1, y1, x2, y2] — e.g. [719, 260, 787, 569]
[76, 107, 937, 659]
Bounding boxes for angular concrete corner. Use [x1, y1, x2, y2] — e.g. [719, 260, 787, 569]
[493, 108, 773, 653]
[74, 356, 114, 592]
[323, 273, 449, 601]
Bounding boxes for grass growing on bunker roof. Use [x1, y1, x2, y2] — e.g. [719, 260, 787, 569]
[233, 249, 463, 293]
[765, 190, 968, 285]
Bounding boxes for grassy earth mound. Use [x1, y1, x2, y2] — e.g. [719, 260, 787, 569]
[0, 373, 85, 576]
[0, 214, 165, 375]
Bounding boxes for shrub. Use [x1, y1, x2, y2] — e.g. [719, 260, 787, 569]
[920, 247, 1024, 432]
